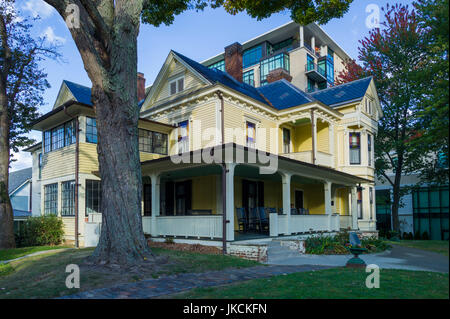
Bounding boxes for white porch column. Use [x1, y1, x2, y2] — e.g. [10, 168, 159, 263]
[150, 174, 160, 236]
[299, 25, 304, 47]
[311, 36, 315, 52]
[329, 124, 335, 167]
[282, 172, 292, 235]
[324, 181, 332, 231]
[225, 163, 236, 241]
[311, 111, 317, 164]
[351, 186, 358, 230]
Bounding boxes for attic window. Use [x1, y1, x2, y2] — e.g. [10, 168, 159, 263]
[170, 76, 184, 95]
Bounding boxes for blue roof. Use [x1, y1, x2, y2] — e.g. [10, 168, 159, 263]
[63, 80, 93, 106]
[310, 77, 373, 107]
[256, 79, 315, 110]
[172, 51, 270, 107]
[8, 168, 31, 194]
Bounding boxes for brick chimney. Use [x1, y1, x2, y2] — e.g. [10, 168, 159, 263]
[137, 72, 146, 101]
[224, 42, 243, 82]
[266, 68, 292, 84]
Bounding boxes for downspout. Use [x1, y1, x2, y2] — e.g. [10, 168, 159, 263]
[64, 105, 80, 248]
[310, 108, 316, 165]
[217, 91, 227, 255]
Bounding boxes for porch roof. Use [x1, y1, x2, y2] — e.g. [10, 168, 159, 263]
[140, 143, 371, 186]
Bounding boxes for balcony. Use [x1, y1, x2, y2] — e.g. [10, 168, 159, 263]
[305, 61, 327, 83]
[260, 52, 290, 85]
[281, 151, 333, 168]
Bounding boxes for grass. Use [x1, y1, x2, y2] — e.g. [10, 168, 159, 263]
[389, 240, 449, 256]
[0, 247, 259, 299]
[0, 245, 70, 261]
[173, 268, 449, 299]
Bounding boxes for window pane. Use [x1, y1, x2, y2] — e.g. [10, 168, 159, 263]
[86, 117, 97, 143]
[65, 120, 76, 146]
[243, 70, 255, 86]
[86, 180, 101, 215]
[177, 78, 184, 92]
[61, 180, 75, 216]
[170, 81, 177, 95]
[243, 45, 262, 69]
[139, 129, 152, 153]
[44, 183, 58, 215]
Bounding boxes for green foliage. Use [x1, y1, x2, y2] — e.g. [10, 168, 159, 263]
[15, 215, 64, 247]
[0, 0, 60, 154]
[414, 231, 422, 240]
[304, 231, 390, 255]
[164, 237, 175, 244]
[422, 231, 430, 240]
[402, 232, 414, 240]
[141, 0, 353, 27]
[0, 264, 14, 277]
[408, 0, 449, 185]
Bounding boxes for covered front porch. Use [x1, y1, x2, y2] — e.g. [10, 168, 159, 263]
[140, 144, 365, 243]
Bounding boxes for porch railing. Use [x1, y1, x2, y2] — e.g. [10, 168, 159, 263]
[281, 151, 333, 167]
[143, 215, 223, 239]
[273, 213, 340, 235]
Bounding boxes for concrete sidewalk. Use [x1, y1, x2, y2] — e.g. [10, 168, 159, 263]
[267, 244, 449, 273]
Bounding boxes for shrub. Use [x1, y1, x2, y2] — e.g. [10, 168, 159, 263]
[304, 232, 391, 255]
[422, 231, 429, 240]
[414, 231, 422, 240]
[16, 215, 64, 247]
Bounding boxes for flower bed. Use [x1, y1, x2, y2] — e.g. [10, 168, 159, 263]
[305, 230, 391, 255]
[147, 239, 222, 255]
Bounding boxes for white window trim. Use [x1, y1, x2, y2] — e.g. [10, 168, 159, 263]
[169, 75, 185, 96]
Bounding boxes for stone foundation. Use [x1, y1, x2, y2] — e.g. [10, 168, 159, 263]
[227, 243, 268, 262]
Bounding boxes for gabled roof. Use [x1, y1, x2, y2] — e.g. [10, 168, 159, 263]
[63, 80, 92, 106]
[8, 167, 32, 194]
[256, 79, 315, 110]
[310, 77, 373, 107]
[172, 51, 270, 106]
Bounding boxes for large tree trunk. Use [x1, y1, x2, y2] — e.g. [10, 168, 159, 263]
[0, 87, 15, 249]
[83, 3, 152, 265]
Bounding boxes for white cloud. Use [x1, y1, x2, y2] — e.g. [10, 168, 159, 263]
[10, 150, 32, 172]
[42, 26, 66, 44]
[22, 0, 54, 19]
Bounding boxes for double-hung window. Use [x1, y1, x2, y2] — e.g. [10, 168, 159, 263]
[44, 183, 58, 216]
[369, 187, 374, 220]
[43, 119, 77, 153]
[243, 70, 255, 86]
[349, 132, 361, 165]
[170, 77, 184, 95]
[143, 184, 151, 216]
[139, 129, 152, 153]
[368, 134, 372, 166]
[246, 122, 256, 148]
[283, 128, 291, 153]
[61, 180, 75, 216]
[177, 120, 189, 153]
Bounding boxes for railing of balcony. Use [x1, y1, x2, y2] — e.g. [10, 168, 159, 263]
[305, 62, 326, 77]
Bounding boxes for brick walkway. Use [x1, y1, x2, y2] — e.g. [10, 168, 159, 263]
[61, 264, 332, 299]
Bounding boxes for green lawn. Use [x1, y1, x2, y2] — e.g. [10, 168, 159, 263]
[389, 240, 449, 256]
[0, 247, 259, 299]
[174, 268, 449, 299]
[0, 245, 70, 261]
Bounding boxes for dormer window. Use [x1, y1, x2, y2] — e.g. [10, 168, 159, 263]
[170, 76, 184, 95]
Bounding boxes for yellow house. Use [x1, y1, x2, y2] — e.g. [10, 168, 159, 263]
[28, 25, 382, 247]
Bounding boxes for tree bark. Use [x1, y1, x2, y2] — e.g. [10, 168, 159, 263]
[43, 0, 153, 264]
[0, 11, 15, 249]
[0, 88, 15, 249]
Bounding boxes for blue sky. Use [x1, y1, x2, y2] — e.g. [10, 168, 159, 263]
[11, 0, 414, 171]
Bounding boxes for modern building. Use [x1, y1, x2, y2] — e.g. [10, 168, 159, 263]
[201, 21, 350, 92]
[26, 22, 381, 247]
[376, 173, 449, 240]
